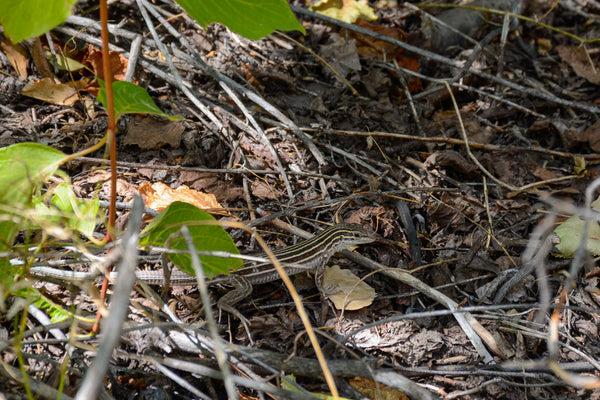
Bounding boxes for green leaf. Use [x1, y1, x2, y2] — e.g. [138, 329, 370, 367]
[46, 51, 86, 72]
[51, 183, 100, 238]
[0, 143, 65, 206]
[32, 291, 71, 323]
[176, 0, 305, 40]
[553, 216, 600, 258]
[97, 80, 181, 121]
[0, 0, 77, 43]
[139, 202, 242, 277]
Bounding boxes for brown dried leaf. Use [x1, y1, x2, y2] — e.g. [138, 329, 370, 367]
[251, 180, 282, 200]
[557, 45, 600, 85]
[83, 43, 128, 81]
[582, 119, 600, 153]
[319, 33, 361, 78]
[424, 150, 478, 176]
[1, 38, 28, 79]
[180, 171, 243, 202]
[321, 265, 376, 310]
[351, 19, 405, 59]
[139, 182, 227, 215]
[21, 77, 88, 106]
[124, 116, 184, 150]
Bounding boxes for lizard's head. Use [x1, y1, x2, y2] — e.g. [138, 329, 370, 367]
[324, 223, 378, 250]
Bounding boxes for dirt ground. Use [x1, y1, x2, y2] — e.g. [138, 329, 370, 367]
[2, 0, 600, 399]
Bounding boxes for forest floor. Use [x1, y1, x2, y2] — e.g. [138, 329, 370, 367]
[2, 0, 600, 399]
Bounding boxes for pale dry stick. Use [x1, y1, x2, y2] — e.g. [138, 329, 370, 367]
[219, 82, 294, 200]
[127, 280, 269, 393]
[291, 5, 600, 114]
[65, 15, 156, 44]
[273, 31, 359, 96]
[495, 8, 513, 81]
[445, 81, 579, 193]
[75, 195, 143, 400]
[305, 128, 599, 160]
[493, 215, 556, 304]
[483, 176, 493, 249]
[135, 0, 226, 133]
[149, 356, 331, 400]
[341, 250, 498, 364]
[138, 0, 326, 166]
[180, 225, 238, 400]
[452, 81, 545, 118]
[162, 220, 344, 398]
[124, 34, 142, 83]
[150, 360, 212, 400]
[75, 156, 354, 183]
[547, 177, 600, 388]
[276, 221, 498, 362]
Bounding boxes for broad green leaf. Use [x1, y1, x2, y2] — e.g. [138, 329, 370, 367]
[139, 202, 241, 277]
[0, 143, 65, 206]
[0, 220, 19, 251]
[554, 216, 600, 257]
[0, 257, 14, 286]
[0, 0, 77, 43]
[97, 80, 181, 121]
[553, 197, 600, 258]
[176, 0, 304, 40]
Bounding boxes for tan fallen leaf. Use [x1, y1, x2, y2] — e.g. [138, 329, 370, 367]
[22, 77, 88, 106]
[139, 181, 229, 216]
[1, 38, 28, 79]
[321, 265, 376, 311]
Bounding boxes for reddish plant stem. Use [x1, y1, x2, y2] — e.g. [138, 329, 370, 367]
[93, 0, 117, 334]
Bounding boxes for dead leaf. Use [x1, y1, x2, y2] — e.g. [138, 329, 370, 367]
[319, 33, 361, 78]
[46, 51, 86, 72]
[124, 116, 184, 150]
[83, 43, 128, 81]
[350, 19, 405, 59]
[139, 181, 228, 215]
[179, 171, 243, 202]
[310, 0, 377, 23]
[1, 38, 28, 79]
[582, 119, 600, 153]
[321, 265, 376, 310]
[22, 77, 88, 106]
[424, 150, 478, 176]
[349, 377, 410, 400]
[251, 180, 282, 200]
[557, 45, 600, 85]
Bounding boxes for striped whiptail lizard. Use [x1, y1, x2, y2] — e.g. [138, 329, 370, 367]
[30, 223, 378, 320]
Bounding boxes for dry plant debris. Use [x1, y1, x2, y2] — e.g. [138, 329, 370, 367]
[2, 0, 600, 398]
